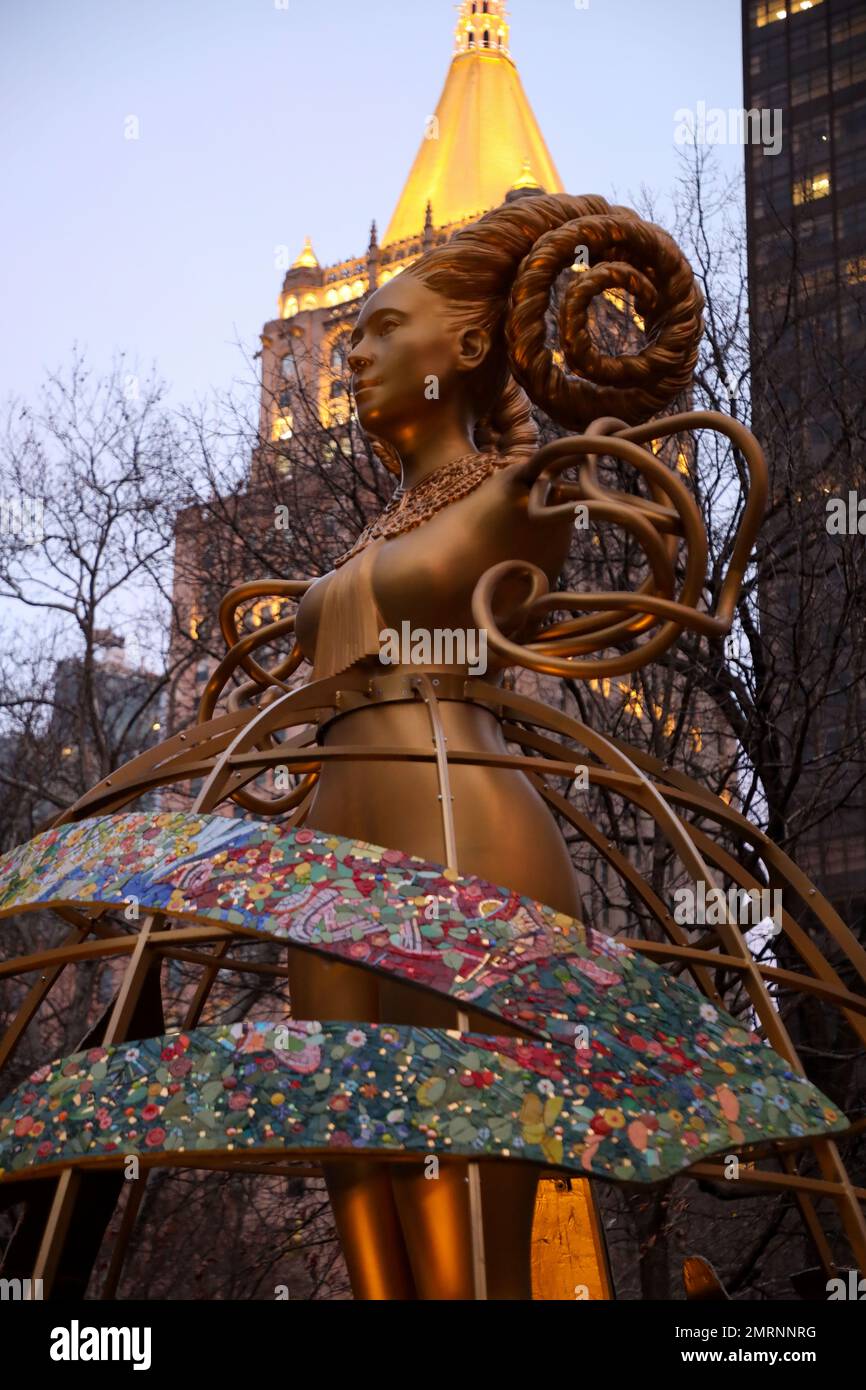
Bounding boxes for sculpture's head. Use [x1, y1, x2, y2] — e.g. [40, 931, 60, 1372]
[347, 273, 504, 457]
[349, 192, 706, 473]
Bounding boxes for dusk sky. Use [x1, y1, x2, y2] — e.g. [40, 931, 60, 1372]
[2, 0, 743, 408]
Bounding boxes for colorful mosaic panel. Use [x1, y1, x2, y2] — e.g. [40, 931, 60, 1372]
[0, 812, 848, 1183]
[0, 1020, 846, 1185]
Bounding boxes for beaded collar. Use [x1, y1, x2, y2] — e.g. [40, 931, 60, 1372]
[334, 449, 501, 568]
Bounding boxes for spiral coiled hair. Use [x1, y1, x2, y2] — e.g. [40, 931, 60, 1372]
[372, 192, 705, 473]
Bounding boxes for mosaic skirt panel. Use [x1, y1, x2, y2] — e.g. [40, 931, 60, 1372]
[0, 813, 847, 1183]
[0, 1019, 846, 1185]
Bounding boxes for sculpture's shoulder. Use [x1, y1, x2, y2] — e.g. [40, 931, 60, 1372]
[460, 454, 572, 542]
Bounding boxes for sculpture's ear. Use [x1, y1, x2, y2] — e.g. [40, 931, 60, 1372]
[456, 325, 492, 373]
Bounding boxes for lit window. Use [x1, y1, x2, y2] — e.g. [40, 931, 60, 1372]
[619, 683, 644, 719]
[283, 295, 298, 319]
[847, 255, 866, 285]
[339, 284, 352, 303]
[248, 598, 285, 629]
[271, 412, 294, 442]
[330, 334, 349, 370]
[792, 172, 830, 204]
[752, 0, 822, 24]
[676, 449, 690, 475]
[325, 288, 338, 307]
[302, 293, 317, 311]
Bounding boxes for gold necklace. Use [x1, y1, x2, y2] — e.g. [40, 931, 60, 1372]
[334, 449, 501, 567]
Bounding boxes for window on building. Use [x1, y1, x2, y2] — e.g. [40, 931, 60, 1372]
[791, 114, 831, 159]
[756, 230, 791, 266]
[846, 254, 866, 286]
[833, 51, 866, 90]
[832, 6, 866, 44]
[752, 0, 823, 26]
[793, 171, 831, 204]
[271, 411, 293, 442]
[838, 202, 866, 244]
[833, 95, 866, 149]
[792, 66, 829, 105]
[789, 19, 826, 59]
[751, 81, 787, 110]
[837, 147, 866, 190]
[841, 301, 866, 348]
[798, 209, 833, 247]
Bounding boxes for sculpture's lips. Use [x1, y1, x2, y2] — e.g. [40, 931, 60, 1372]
[353, 379, 382, 395]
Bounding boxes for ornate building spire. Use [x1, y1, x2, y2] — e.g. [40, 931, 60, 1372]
[383, 1, 560, 245]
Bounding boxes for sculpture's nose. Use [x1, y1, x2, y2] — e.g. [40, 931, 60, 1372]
[347, 345, 372, 374]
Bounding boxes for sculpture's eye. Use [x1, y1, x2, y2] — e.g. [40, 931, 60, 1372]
[379, 317, 401, 336]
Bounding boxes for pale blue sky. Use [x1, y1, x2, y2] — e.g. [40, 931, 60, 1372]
[1, 0, 744, 407]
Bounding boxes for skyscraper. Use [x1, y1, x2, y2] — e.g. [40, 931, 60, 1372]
[742, 0, 865, 925]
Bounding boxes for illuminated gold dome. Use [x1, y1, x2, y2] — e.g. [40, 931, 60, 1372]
[292, 237, 320, 269]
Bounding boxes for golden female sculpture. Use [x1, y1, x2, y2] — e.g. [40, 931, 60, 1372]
[1, 194, 864, 1302]
[286, 193, 703, 1298]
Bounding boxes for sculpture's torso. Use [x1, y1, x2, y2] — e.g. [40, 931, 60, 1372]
[295, 461, 572, 663]
[294, 463, 582, 915]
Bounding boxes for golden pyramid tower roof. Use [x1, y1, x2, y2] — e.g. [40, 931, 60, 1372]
[382, 2, 563, 247]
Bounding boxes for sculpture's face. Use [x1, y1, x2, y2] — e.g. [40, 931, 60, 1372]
[348, 276, 481, 445]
